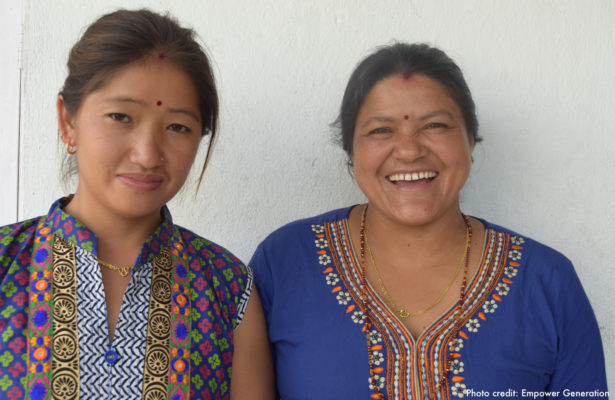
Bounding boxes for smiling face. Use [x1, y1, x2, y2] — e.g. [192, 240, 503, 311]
[352, 73, 474, 227]
[58, 59, 202, 224]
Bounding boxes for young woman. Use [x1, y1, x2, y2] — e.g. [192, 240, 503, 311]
[0, 9, 273, 399]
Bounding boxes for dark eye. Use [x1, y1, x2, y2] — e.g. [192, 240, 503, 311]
[168, 123, 192, 134]
[108, 113, 131, 123]
[424, 122, 449, 130]
[369, 127, 393, 135]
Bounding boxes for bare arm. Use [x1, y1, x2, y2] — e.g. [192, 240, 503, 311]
[230, 287, 275, 399]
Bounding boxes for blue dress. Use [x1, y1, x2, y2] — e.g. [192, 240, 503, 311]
[250, 206, 607, 400]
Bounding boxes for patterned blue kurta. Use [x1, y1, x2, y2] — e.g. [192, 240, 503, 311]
[0, 197, 252, 399]
[250, 206, 607, 399]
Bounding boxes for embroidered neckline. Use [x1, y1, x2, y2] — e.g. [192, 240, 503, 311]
[311, 215, 524, 399]
[46, 196, 176, 270]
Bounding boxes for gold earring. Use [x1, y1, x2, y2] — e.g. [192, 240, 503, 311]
[65, 142, 77, 155]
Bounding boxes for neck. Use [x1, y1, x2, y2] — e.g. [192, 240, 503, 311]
[64, 191, 162, 264]
[360, 204, 467, 270]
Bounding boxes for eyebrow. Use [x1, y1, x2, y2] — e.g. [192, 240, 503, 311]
[167, 107, 201, 124]
[359, 109, 455, 129]
[359, 116, 396, 129]
[105, 96, 145, 105]
[420, 110, 454, 120]
[105, 96, 201, 123]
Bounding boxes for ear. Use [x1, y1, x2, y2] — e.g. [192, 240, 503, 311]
[57, 95, 77, 145]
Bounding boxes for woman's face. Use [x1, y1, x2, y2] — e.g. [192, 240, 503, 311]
[352, 73, 473, 227]
[58, 59, 202, 222]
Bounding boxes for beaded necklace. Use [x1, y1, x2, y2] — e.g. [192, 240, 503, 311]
[358, 205, 472, 399]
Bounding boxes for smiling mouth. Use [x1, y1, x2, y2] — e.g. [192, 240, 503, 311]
[118, 174, 164, 191]
[387, 171, 438, 183]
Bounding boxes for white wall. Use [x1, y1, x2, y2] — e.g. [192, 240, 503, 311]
[6, 0, 614, 385]
[0, 1, 23, 226]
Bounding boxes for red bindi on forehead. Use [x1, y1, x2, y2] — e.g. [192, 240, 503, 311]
[156, 101, 162, 106]
[402, 70, 413, 81]
[404, 115, 409, 120]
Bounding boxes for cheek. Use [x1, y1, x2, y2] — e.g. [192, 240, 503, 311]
[431, 135, 471, 161]
[170, 140, 200, 173]
[353, 140, 389, 172]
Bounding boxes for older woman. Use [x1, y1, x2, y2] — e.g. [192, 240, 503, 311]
[250, 43, 606, 399]
[0, 9, 273, 399]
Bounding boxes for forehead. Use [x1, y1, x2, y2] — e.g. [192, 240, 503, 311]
[361, 74, 459, 113]
[99, 60, 192, 91]
[82, 60, 200, 112]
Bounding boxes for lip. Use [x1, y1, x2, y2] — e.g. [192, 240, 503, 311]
[118, 173, 164, 192]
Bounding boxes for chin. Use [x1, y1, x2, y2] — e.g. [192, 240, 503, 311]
[385, 204, 445, 226]
[112, 198, 165, 220]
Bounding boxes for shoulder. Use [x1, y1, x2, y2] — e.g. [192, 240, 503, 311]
[258, 206, 353, 248]
[249, 206, 352, 283]
[480, 218, 578, 288]
[175, 224, 249, 280]
[0, 217, 40, 242]
[0, 217, 41, 256]
[0, 216, 42, 278]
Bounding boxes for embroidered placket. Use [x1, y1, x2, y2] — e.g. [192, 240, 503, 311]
[26, 221, 80, 400]
[26, 219, 192, 400]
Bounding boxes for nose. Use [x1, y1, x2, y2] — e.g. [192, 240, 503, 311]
[392, 126, 425, 160]
[129, 128, 164, 169]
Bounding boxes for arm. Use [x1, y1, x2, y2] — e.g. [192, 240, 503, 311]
[230, 286, 275, 399]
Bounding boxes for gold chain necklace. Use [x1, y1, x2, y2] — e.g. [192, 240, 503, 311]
[364, 215, 470, 319]
[359, 204, 472, 399]
[98, 259, 132, 277]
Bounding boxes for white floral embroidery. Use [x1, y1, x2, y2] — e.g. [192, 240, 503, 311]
[368, 374, 385, 390]
[318, 254, 331, 265]
[504, 266, 518, 278]
[336, 291, 351, 305]
[449, 338, 464, 352]
[509, 249, 522, 261]
[466, 318, 480, 333]
[351, 310, 365, 324]
[496, 282, 510, 296]
[452, 382, 467, 398]
[451, 359, 464, 374]
[311, 224, 324, 233]
[511, 236, 525, 245]
[370, 330, 383, 344]
[314, 238, 327, 249]
[325, 272, 339, 285]
[372, 350, 385, 365]
[482, 299, 498, 313]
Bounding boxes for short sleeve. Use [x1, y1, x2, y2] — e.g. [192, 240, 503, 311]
[180, 228, 254, 334]
[545, 255, 607, 393]
[248, 242, 273, 323]
[234, 265, 254, 329]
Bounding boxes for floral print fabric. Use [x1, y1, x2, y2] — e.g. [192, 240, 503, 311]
[0, 198, 251, 399]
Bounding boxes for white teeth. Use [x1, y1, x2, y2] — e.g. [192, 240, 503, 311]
[388, 171, 437, 182]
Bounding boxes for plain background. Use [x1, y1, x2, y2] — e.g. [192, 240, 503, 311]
[1, 0, 613, 386]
